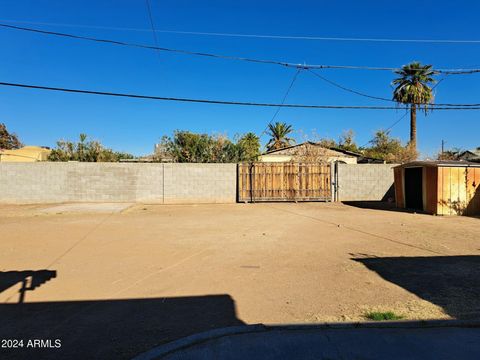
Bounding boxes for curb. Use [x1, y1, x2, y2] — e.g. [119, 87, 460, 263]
[132, 320, 480, 359]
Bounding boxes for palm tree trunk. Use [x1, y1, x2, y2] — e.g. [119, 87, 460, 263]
[410, 104, 417, 150]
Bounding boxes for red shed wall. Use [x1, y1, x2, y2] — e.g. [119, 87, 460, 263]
[424, 167, 438, 214]
[394, 167, 404, 208]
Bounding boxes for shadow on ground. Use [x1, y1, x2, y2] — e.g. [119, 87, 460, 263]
[342, 201, 429, 214]
[354, 255, 480, 319]
[0, 270, 57, 303]
[3, 256, 480, 359]
[0, 289, 244, 359]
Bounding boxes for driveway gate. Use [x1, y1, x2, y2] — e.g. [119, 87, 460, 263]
[238, 162, 332, 202]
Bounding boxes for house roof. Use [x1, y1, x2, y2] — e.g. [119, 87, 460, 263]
[394, 160, 480, 169]
[262, 142, 383, 163]
[263, 142, 363, 157]
[458, 149, 480, 158]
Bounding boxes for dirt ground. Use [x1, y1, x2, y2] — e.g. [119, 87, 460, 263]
[1, 202, 479, 359]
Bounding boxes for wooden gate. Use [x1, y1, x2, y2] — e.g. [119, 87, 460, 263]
[238, 162, 331, 202]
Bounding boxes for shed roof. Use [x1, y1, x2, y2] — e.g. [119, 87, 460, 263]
[394, 160, 480, 169]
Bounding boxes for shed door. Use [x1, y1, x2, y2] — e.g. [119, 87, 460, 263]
[405, 167, 423, 210]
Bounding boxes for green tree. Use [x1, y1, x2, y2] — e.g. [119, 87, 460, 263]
[266, 122, 295, 151]
[392, 62, 437, 153]
[48, 134, 134, 162]
[0, 123, 22, 149]
[160, 131, 261, 163]
[162, 131, 238, 163]
[237, 132, 260, 161]
[338, 130, 359, 152]
[363, 130, 417, 163]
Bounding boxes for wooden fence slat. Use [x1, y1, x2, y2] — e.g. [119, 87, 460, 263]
[238, 162, 331, 202]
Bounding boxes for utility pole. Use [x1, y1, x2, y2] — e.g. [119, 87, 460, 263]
[441, 139, 446, 158]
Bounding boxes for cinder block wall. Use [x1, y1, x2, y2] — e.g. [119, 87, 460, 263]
[163, 163, 237, 204]
[336, 164, 396, 201]
[0, 163, 236, 204]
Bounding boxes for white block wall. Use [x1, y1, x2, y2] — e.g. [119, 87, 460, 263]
[336, 164, 396, 201]
[0, 163, 236, 204]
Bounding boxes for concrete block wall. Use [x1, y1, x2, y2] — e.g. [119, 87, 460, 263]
[163, 163, 237, 204]
[336, 164, 396, 201]
[0, 163, 236, 204]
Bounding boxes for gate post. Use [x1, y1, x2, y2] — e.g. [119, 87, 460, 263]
[331, 161, 339, 202]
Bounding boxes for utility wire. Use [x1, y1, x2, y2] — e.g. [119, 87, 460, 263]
[260, 68, 302, 138]
[0, 23, 297, 68]
[360, 111, 409, 148]
[134, 30, 480, 44]
[144, 0, 161, 61]
[2, 19, 480, 44]
[307, 69, 480, 107]
[1, 23, 480, 75]
[384, 111, 409, 132]
[2, 81, 480, 110]
[307, 69, 393, 102]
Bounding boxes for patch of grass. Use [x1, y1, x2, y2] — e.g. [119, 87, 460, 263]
[365, 311, 404, 321]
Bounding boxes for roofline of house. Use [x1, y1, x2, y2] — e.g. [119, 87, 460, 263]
[458, 150, 480, 157]
[261, 141, 383, 162]
[263, 142, 363, 157]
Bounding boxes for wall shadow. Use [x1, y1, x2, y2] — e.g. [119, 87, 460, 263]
[0, 270, 57, 303]
[342, 201, 424, 214]
[353, 255, 480, 319]
[381, 183, 396, 202]
[0, 294, 244, 360]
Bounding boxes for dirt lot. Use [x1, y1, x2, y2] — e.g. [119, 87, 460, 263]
[1, 202, 479, 359]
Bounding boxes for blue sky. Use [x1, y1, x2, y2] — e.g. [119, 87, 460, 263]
[1, 0, 479, 157]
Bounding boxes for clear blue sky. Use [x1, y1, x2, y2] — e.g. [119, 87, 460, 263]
[1, 0, 479, 157]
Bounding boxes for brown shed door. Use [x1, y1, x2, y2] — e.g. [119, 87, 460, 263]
[405, 167, 423, 210]
[238, 162, 331, 202]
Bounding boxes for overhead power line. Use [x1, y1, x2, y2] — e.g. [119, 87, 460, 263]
[307, 69, 393, 102]
[260, 68, 302, 138]
[306, 69, 478, 107]
[2, 81, 480, 110]
[144, 30, 480, 45]
[1, 23, 480, 75]
[144, 0, 161, 60]
[2, 19, 480, 44]
[360, 112, 409, 148]
[384, 112, 409, 132]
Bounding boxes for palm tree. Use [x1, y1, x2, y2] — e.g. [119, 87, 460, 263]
[266, 122, 295, 151]
[392, 62, 437, 151]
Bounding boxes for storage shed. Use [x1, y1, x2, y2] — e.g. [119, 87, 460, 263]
[394, 161, 480, 216]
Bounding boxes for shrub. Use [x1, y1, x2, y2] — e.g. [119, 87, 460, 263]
[365, 311, 404, 321]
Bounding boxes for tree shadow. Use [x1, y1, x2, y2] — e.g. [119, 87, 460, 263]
[0, 294, 244, 360]
[465, 186, 480, 218]
[353, 255, 480, 319]
[0, 270, 57, 303]
[438, 186, 480, 217]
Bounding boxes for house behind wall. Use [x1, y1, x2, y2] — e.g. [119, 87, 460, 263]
[258, 142, 381, 164]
